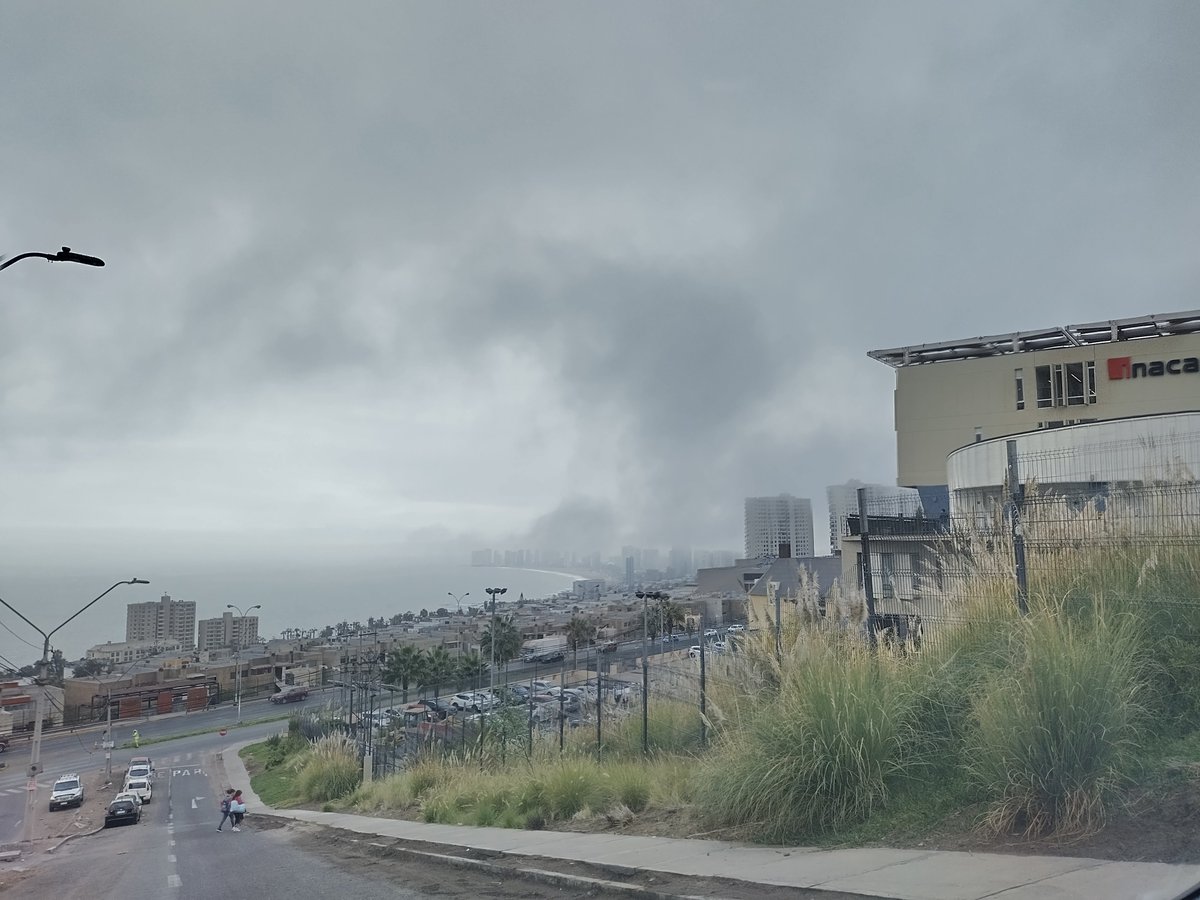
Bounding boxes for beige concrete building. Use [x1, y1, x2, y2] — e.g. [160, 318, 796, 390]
[86, 639, 184, 666]
[870, 310, 1200, 513]
[126, 593, 197, 650]
[197, 612, 260, 651]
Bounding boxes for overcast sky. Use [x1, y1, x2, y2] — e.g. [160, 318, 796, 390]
[1, 3, 1197, 597]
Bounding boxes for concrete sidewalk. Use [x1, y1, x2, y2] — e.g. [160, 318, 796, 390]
[221, 741, 1199, 900]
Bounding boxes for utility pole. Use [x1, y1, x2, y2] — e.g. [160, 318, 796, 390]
[483, 587, 507, 764]
[0, 579, 148, 845]
[699, 613, 707, 748]
[226, 604, 261, 724]
[104, 691, 114, 782]
[635, 591, 666, 755]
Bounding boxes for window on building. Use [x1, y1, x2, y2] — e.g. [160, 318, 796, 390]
[1036, 365, 1053, 408]
[1065, 362, 1085, 405]
[1014, 368, 1025, 410]
[1035, 362, 1096, 408]
[1052, 364, 1066, 407]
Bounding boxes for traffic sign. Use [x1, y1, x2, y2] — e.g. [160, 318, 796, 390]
[26, 778, 37, 792]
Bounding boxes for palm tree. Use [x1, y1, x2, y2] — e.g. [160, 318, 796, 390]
[657, 599, 686, 640]
[480, 614, 522, 672]
[420, 647, 455, 699]
[383, 644, 425, 703]
[456, 650, 488, 690]
[566, 616, 597, 668]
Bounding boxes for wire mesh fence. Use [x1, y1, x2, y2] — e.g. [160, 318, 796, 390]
[296, 436, 1200, 779]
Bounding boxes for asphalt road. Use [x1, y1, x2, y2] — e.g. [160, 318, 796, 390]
[0, 715, 634, 900]
[2, 748, 459, 900]
[0, 689, 334, 846]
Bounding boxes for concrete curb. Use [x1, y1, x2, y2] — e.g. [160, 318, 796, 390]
[47, 823, 106, 853]
[359, 839, 732, 900]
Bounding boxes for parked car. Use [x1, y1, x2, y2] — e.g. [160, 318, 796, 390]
[688, 646, 702, 658]
[123, 776, 153, 804]
[128, 755, 154, 774]
[712, 641, 728, 654]
[0, 736, 8, 752]
[473, 691, 501, 711]
[422, 697, 452, 719]
[270, 687, 310, 704]
[726, 624, 746, 633]
[125, 764, 152, 783]
[450, 692, 478, 711]
[49, 774, 85, 811]
[599, 640, 618, 653]
[704, 629, 718, 639]
[104, 797, 141, 827]
[113, 790, 143, 808]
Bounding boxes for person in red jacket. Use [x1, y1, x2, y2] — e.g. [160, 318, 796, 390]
[230, 789, 246, 831]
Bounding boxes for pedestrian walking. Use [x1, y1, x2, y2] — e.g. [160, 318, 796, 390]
[217, 788, 235, 831]
[230, 789, 246, 831]
[132, 729, 140, 748]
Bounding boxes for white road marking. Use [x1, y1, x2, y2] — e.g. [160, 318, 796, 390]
[168, 854, 176, 863]
[168, 874, 181, 888]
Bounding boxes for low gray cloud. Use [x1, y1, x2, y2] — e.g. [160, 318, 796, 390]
[0, 2, 1197, 660]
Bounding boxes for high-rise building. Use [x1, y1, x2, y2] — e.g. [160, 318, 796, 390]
[667, 546, 694, 579]
[744, 495, 815, 560]
[197, 611, 261, 652]
[826, 480, 923, 554]
[126, 593, 197, 651]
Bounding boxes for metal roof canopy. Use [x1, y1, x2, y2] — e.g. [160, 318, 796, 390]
[869, 309, 1200, 368]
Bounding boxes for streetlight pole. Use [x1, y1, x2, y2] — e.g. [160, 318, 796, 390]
[0, 578, 149, 845]
[635, 590, 666, 755]
[0, 246, 106, 272]
[483, 587, 506, 760]
[226, 604, 261, 725]
[447, 591, 469, 614]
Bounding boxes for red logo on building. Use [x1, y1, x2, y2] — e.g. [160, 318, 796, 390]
[1107, 357, 1132, 380]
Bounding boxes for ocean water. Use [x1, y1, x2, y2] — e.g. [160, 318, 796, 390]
[0, 563, 585, 667]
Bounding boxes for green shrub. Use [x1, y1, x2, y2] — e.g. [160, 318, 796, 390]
[606, 764, 651, 813]
[969, 610, 1145, 836]
[296, 734, 361, 802]
[541, 760, 610, 819]
[696, 634, 915, 840]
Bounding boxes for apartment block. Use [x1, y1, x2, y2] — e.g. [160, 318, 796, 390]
[197, 611, 260, 652]
[744, 494, 814, 560]
[126, 593, 197, 651]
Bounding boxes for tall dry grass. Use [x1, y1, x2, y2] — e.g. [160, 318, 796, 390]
[696, 631, 916, 840]
[968, 608, 1145, 835]
[296, 733, 362, 802]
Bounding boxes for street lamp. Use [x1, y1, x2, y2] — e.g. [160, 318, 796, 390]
[226, 603, 262, 724]
[0, 246, 105, 272]
[635, 590, 668, 755]
[0, 578, 149, 845]
[447, 591, 469, 613]
[483, 587, 506, 756]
